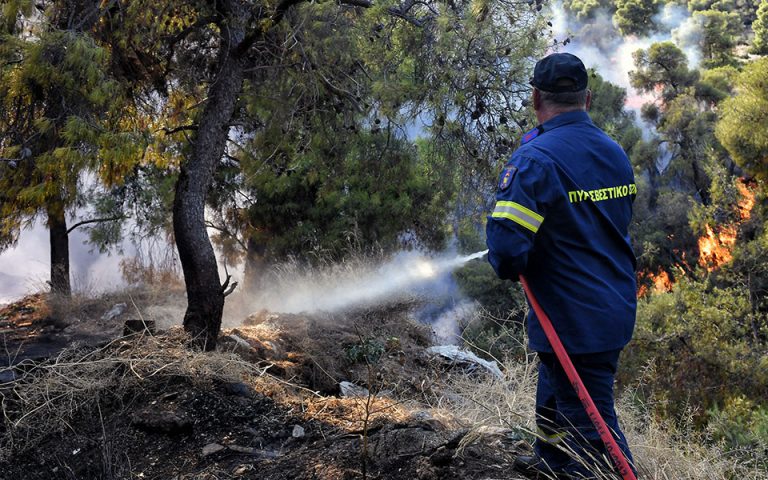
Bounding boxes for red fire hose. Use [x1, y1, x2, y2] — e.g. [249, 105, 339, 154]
[520, 275, 637, 480]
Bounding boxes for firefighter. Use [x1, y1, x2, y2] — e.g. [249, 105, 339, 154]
[486, 53, 637, 479]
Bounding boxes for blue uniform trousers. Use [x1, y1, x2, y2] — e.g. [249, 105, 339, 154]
[535, 349, 635, 478]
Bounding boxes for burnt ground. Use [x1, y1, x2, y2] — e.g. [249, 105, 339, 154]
[0, 294, 531, 480]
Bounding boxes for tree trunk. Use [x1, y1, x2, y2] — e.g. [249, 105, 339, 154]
[243, 235, 268, 293]
[173, 6, 247, 351]
[47, 201, 71, 297]
[646, 165, 660, 211]
[691, 157, 711, 206]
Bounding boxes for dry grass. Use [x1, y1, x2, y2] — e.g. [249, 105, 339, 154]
[428, 352, 538, 434]
[435, 341, 766, 480]
[621, 396, 767, 480]
[0, 327, 269, 461]
[302, 396, 412, 432]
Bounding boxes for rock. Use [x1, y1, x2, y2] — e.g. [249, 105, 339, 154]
[226, 445, 281, 459]
[371, 424, 452, 469]
[131, 408, 192, 435]
[262, 340, 286, 360]
[228, 445, 257, 454]
[202, 443, 225, 457]
[220, 333, 262, 362]
[408, 411, 445, 431]
[339, 381, 369, 398]
[228, 333, 253, 350]
[243, 309, 278, 326]
[427, 345, 503, 379]
[222, 381, 252, 397]
[233, 465, 251, 476]
[63, 324, 79, 334]
[102, 303, 128, 322]
[292, 425, 305, 438]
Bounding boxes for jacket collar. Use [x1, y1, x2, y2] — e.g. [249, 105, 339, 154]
[540, 110, 592, 132]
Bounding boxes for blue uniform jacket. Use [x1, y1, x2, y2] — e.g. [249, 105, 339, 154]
[486, 110, 637, 354]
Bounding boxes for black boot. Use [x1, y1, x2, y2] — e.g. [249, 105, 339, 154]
[513, 455, 572, 479]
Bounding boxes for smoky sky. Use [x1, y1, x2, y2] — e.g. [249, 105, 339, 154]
[549, 2, 702, 112]
[0, 217, 131, 304]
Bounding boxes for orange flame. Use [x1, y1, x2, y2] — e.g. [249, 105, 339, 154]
[640, 180, 755, 294]
[697, 180, 754, 271]
[638, 268, 673, 297]
[652, 269, 673, 292]
[698, 224, 736, 271]
[736, 181, 755, 220]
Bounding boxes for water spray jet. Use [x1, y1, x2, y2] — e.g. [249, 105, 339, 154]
[248, 250, 489, 316]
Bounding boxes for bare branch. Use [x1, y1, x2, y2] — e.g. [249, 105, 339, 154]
[387, 0, 432, 27]
[221, 274, 239, 297]
[159, 125, 199, 135]
[205, 221, 248, 251]
[66, 215, 125, 235]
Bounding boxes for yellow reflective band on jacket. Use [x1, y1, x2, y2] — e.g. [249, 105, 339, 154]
[491, 201, 543, 233]
[536, 426, 567, 446]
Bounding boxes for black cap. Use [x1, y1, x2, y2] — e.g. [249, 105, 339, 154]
[530, 53, 588, 93]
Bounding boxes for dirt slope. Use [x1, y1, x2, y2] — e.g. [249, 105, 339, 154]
[0, 295, 530, 480]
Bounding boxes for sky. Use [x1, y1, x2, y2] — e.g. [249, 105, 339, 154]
[0, 218, 130, 304]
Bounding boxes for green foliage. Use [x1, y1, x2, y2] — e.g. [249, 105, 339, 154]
[456, 217, 487, 254]
[0, 0, 34, 34]
[241, 132, 448, 260]
[693, 10, 740, 68]
[719, 207, 768, 321]
[630, 42, 699, 103]
[715, 58, 768, 180]
[624, 278, 767, 421]
[345, 338, 385, 364]
[587, 70, 642, 154]
[696, 65, 738, 103]
[754, 0, 768, 54]
[708, 396, 768, 457]
[0, 29, 138, 247]
[562, 0, 613, 20]
[453, 251, 528, 360]
[205, 0, 548, 269]
[689, 161, 745, 233]
[614, 0, 661, 36]
[632, 188, 699, 273]
[659, 93, 717, 152]
[454, 259, 525, 319]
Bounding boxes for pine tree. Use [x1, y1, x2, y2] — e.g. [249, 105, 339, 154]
[753, 0, 768, 54]
[0, 5, 141, 297]
[716, 58, 768, 179]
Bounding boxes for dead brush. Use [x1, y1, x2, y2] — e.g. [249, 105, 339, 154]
[434, 339, 765, 480]
[0, 327, 269, 461]
[618, 392, 767, 480]
[427, 346, 538, 438]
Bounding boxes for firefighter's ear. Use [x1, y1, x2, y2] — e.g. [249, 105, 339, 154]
[532, 88, 542, 111]
[585, 89, 592, 111]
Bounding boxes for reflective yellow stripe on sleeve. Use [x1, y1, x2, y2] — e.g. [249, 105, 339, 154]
[536, 426, 567, 445]
[491, 201, 543, 233]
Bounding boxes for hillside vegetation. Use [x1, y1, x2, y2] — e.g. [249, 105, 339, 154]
[1, 0, 768, 477]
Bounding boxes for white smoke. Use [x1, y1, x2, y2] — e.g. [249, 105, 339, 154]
[430, 300, 479, 344]
[0, 218, 133, 304]
[244, 250, 488, 315]
[550, 2, 703, 116]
